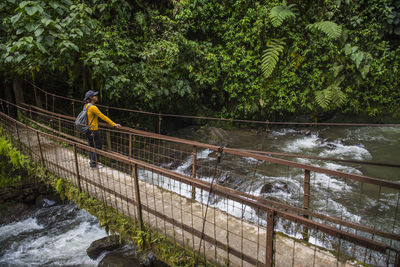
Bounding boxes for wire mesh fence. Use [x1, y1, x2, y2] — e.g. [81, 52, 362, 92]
[1, 99, 400, 266]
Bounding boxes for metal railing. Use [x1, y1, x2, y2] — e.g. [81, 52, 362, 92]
[0, 99, 399, 266]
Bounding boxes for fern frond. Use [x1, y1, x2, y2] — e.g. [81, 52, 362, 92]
[306, 21, 342, 40]
[315, 90, 331, 109]
[269, 4, 297, 27]
[315, 84, 346, 109]
[329, 85, 346, 107]
[261, 39, 286, 78]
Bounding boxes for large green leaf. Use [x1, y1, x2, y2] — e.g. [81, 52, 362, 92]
[36, 43, 47, 54]
[49, 2, 60, 9]
[35, 27, 44, 37]
[25, 23, 35, 32]
[41, 18, 53, 26]
[10, 13, 22, 25]
[25, 6, 38, 16]
[19, 1, 32, 9]
[355, 52, 364, 69]
[44, 35, 55, 46]
[269, 4, 297, 27]
[306, 21, 342, 40]
[261, 39, 286, 78]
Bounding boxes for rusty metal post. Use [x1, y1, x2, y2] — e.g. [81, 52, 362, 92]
[73, 144, 82, 193]
[265, 209, 275, 267]
[58, 118, 61, 133]
[36, 132, 44, 166]
[129, 134, 132, 158]
[132, 163, 143, 230]
[6, 103, 10, 116]
[72, 100, 75, 117]
[265, 120, 270, 135]
[191, 145, 197, 200]
[33, 86, 38, 105]
[302, 169, 311, 241]
[396, 252, 400, 267]
[24, 122, 32, 157]
[15, 122, 22, 151]
[106, 131, 112, 151]
[128, 134, 133, 173]
[105, 107, 111, 151]
[45, 93, 48, 110]
[52, 95, 55, 112]
[158, 115, 162, 134]
[157, 115, 162, 165]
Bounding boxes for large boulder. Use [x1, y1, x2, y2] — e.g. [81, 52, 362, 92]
[0, 202, 34, 225]
[98, 251, 143, 267]
[87, 235, 123, 260]
[260, 181, 289, 195]
[0, 178, 52, 204]
[98, 244, 170, 267]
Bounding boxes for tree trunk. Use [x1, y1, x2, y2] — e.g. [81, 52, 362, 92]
[12, 78, 24, 105]
[4, 84, 13, 103]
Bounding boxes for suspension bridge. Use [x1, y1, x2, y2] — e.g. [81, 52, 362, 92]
[0, 87, 399, 266]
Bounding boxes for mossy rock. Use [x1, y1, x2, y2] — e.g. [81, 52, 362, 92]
[87, 235, 123, 260]
[0, 202, 34, 225]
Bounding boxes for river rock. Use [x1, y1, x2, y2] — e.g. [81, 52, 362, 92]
[0, 202, 34, 225]
[0, 178, 52, 204]
[260, 181, 288, 194]
[98, 251, 143, 267]
[35, 195, 58, 207]
[87, 235, 123, 260]
[98, 244, 169, 267]
[184, 158, 215, 177]
[217, 171, 242, 189]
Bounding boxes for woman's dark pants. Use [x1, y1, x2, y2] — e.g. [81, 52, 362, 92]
[86, 130, 102, 168]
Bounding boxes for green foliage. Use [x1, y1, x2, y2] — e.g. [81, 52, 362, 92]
[55, 178, 65, 200]
[1, 0, 400, 120]
[315, 83, 346, 109]
[269, 2, 297, 27]
[306, 21, 342, 40]
[261, 39, 286, 78]
[343, 44, 371, 78]
[0, 129, 29, 187]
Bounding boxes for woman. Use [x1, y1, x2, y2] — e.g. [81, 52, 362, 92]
[84, 90, 121, 169]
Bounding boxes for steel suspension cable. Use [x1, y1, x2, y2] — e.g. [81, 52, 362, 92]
[27, 82, 400, 127]
[195, 146, 224, 266]
[16, 100, 400, 169]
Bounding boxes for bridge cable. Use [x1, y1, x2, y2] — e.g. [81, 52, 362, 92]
[249, 120, 270, 198]
[92, 134, 110, 233]
[26, 81, 400, 127]
[195, 146, 224, 266]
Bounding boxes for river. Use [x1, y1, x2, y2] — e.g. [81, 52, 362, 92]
[0, 201, 106, 266]
[148, 125, 400, 265]
[1, 125, 399, 266]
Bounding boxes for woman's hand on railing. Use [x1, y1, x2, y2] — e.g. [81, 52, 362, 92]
[114, 123, 121, 128]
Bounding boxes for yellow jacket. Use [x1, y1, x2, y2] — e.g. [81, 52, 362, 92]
[85, 104, 115, 130]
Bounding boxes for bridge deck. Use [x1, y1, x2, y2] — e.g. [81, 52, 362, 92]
[11, 123, 358, 267]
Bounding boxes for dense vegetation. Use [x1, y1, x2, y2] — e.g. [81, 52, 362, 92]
[1, 0, 400, 121]
[0, 128, 30, 187]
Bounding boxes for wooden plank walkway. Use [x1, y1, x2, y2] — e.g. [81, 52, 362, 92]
[10, 123, 359, 267]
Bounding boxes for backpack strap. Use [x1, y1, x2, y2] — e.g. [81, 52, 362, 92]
[85, 104, 96, 127]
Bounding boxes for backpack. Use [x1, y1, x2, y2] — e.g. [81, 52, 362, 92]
[75, 104, 95, 133]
